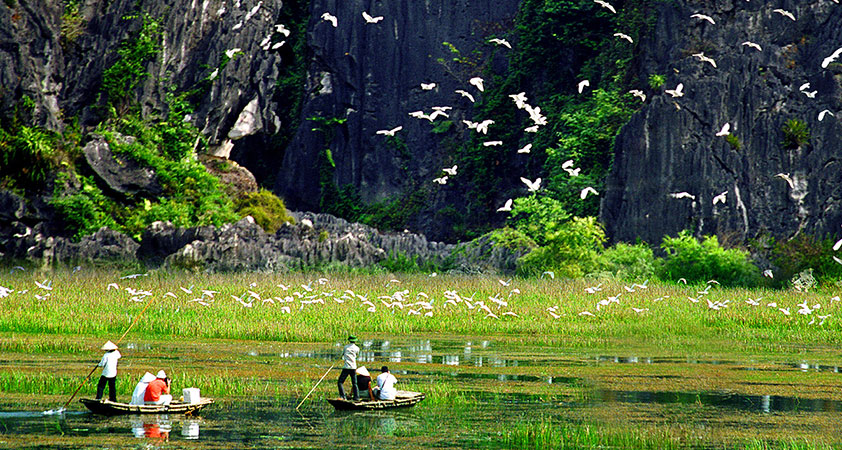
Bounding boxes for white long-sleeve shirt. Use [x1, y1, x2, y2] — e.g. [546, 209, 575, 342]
[98, 350, 121, 378]
[342, 343, 360, 369]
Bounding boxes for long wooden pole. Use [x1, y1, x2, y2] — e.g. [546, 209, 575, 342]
[295, 364, 335, 410]
[62, 294, 158, 410]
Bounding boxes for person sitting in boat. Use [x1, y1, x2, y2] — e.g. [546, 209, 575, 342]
[373, 366, 397, 401]
[337, 335, 360, 401]
[144, 370, 173, 405]
[95, 341, 121, 402]
[355, 366, 375, 400]
[130, 372, 157, 405]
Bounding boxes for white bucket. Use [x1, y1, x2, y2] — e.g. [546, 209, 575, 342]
[183, 388, 201, 404]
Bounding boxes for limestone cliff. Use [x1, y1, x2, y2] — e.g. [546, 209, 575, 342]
[602, 1, 842, 244]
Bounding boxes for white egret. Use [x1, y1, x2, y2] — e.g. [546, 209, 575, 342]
[665, 83, 684, 97]
[421, 82, 436, 90]
[693, 52, 717, 68]
[614, 33, 633, 44]
[629, 89, 646, 102]
[433, 176, 448, 185]
[580, 186, 598, 199]
[455, 90, 475, 102]
[321, 12, 338, 27]
[593, 0, 616, 14]
[669, 192, 695, 200]
[712, 191, 727, 205]
[772, 8, 795, 21]
[520, 177, 542, 192]
[443, 165, 457, 176]
[483, 141, 503, 146]
[376, 126, 403, 136]
[518, 143, 532, 154]
[690, 13, 715, 24]
[822, 47, 842, 68]
[741, 41, 762, 51]
[362, 11, 383, 23]
[469, 77, 485, 92]
[524, 125, 540, 133]
[488, 38, 511, 49]
[818, 110, 834, 121]
[578, 79, 590, 93]
[775, 173, 795, 190]
[509, 92, 528, 109]
[716, 123, 730, 136]
[275, 24, 291, 36]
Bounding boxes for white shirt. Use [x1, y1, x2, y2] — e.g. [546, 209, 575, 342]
[98, 350, 121, 378]
[375, 372, 397, 400]
[342, 343, 359, 369]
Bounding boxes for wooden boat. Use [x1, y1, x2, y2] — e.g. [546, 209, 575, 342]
[327, 390, 425, 411]
[80, 398, 214, 416]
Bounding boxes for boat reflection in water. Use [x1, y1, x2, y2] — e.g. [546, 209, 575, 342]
[129, 415, 200, 441]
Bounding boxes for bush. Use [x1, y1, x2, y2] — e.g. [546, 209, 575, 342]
[518, 216, 606, 278]
[772, 234, 842, 286]
[658, 231, 761, 287]
[235, 189, 294, 233]
[0, 126, 57, 189]
[781, 118, 810, 149]
[599, 242, 657, 280]
[509, 195, 570, 245]
[50, 174, 119, 240]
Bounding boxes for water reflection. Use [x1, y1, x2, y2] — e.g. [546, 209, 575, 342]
[128, 415, 201, 442]
[591, 389, 842, 414]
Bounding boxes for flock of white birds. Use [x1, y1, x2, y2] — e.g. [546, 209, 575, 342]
[2, 265, 842, 325]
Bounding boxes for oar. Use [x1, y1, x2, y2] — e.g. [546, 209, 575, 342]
[60, 294, 158, 411]
[295, 364, 335, 410]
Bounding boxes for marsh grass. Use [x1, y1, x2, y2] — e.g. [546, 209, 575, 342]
[0, 270, 839, 354]
[502, 419, 684, 450]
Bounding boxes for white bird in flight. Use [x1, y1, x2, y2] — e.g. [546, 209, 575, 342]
[518, 143, 532, 154]
[421, 82, 436, 90]
[443, 165, 458, 176]
[593, 0, 616, 14]
[716, 123, 730, 136]
[376, 126, 402, 136]
[469, 77, 485, 92]
[362, 11, 383, 23]
[433, 176, 448, 185]
[578, 79, 590, 94]
[712, 190, 728, 205]
[488, 38, 512, 49]
[775, 173, 795, 190]
[497, 199, 513, 212]
[741, 41, 762, 52]
[321, 12, 338, 27]
[509, 92, 528, 109]
[818, 110, 834, 121]
[483, 141, 503, 147]
[772, 8, 795, 21]
[275, 24, 291, 36]
[455, 90, 475, 102]
[691, 13, 715, 25]
[822, 47, 842, 68]
[614, 33, 633, 44]
[670, 192, 695, 200]
[521, 177, 542, 192]
[629, 90, 646, 102]
[580, 187, 599, 199]
[524, 125, 540, 133]
[665, 83, 684, 98]
[693, 52, 717, 68]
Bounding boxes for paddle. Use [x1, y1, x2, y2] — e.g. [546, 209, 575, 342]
[295, 363, 336, 410]
[58, 294, 158, 412]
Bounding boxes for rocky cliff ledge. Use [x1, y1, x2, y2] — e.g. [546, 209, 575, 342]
[602, 1, 842, 244]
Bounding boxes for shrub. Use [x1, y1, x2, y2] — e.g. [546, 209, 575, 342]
[0, 126, 57, 190]
[725, 134, 741, 150]
[781, 118, 810, 149]
[772, 234, 842, 286]
[50, 174, 119, 240]
[235, 189, 294, 233]
[509, 195, 570, 245]
[599, 242, 657, 280]
[517, 216, 606, 278]
[101, 14, 160, 112]
[658, 231, 761, 287]
[647, 74, 665, 89]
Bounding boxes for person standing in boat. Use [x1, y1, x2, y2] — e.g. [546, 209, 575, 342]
[95, 341, 121, 402]
[144, 370, 173, 405]
[373, 366, 397, 401]
[355, 366, 375, 400]
[337, 335, 360, 401]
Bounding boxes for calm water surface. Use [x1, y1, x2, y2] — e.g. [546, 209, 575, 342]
[2, 337, 841, 449]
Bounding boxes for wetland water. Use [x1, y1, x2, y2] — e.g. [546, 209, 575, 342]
[2, 337, 841, 449]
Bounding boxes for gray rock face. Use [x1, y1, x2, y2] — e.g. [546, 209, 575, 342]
[83, 135, 163, 197]
[48, 227, 140, 266]
[602, 1, 842, 244]
[275, 0, 523, 227]
[0, 0, 64, 130]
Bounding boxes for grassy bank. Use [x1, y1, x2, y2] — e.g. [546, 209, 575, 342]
[0, 270, 839, 352]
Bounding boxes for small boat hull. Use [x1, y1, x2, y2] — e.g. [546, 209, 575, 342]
[80, 398, 214, 416]
[327, 390, 425, 411]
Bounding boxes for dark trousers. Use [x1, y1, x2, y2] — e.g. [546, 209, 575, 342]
[337, 368, 359, 400]
[96, 376, 117, 401]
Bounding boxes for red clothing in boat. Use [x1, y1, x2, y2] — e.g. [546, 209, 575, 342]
[144, 379, 170, 402]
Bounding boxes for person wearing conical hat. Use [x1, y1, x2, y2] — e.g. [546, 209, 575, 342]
[130, 372, 157, 405]
[355, 366, 375, 400]
[337, 335, 360, 401]
[144, 370, 173, 405]
[95, 341, 121, 402]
